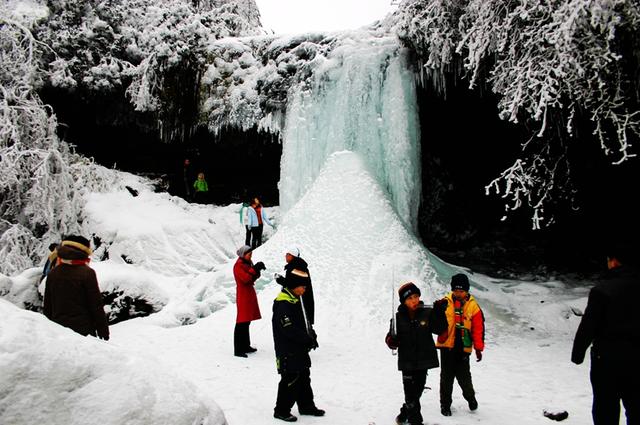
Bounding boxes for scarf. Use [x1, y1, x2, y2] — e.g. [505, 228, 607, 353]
[57, 258, 91, 266]
[454, 298, 472, 348]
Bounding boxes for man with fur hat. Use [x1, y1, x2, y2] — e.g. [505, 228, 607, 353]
[43, 235, 109, 340]
[272, 268, 324, 422]
[385, 282, 448, 425]
[233, 245, 266, 357]
[276, 246, 315, 325]
[435, 273, 485, 417]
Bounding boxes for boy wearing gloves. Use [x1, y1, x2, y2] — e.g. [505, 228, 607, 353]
[386, 282, 448, 425]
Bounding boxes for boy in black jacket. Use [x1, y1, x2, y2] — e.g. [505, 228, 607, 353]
[386, 282, 448, 425]
[272, 269, 324, 422]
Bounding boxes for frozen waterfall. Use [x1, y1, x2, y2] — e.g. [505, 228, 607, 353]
[278, 34, 421, 231]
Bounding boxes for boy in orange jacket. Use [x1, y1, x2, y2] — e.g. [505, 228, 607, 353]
[435, 273, 484, 417]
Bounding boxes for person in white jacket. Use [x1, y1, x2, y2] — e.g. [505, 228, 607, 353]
[247, 197, 274, 249]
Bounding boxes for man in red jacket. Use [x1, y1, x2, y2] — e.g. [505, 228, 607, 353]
[43, 235, 109, 340]
[233, 245, 265, 357]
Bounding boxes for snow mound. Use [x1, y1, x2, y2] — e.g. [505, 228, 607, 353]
[0, 299, 227, 425]
[0, 267, 42, 311]
[84, 191, 277, 277]
[251, 151, 453, 334]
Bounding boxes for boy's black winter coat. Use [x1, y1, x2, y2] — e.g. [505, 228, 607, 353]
[284, 256, 315, 324]
[394, 302, 447, 371]
[272, 289, 315, 373]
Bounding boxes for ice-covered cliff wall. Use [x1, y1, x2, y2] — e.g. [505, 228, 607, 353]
[201, 30, 421, 230]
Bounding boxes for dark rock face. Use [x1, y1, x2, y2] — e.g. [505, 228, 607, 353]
[416, 81, 640, 279]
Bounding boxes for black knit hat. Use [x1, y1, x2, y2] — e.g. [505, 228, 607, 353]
[286, 269, 310, 290]
[450, 273, 470, 291]
[398, 282, 421, 304]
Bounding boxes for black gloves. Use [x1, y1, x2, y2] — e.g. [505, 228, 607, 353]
[274, 273, 286, 285]
[254, 261, 266, 271]
[309, 329, 319, 350]
[433, 298, 448, 311]
[385, 334, 398, 350]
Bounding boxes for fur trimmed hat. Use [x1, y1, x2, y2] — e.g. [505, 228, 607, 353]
[286, 268, 310, 289]
[61, 236, 92, 257]
[450, 273, 470, 291]
[398, 282, 421, 304]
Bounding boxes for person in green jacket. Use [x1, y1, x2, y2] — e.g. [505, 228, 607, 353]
[193, 172, 209, 204]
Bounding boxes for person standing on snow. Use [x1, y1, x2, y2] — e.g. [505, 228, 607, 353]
[182, 158, 194, 201]
[43, 235, 110, 340]
[247, 197, 274, 249]
[233, 245, 266, 357]
[193, 172, 209, 204]
[239, 201, 252, 246]
[571, 252, 639, 425]
[40, 242, 59, 282]
[436, 273, 485, 417]
[385, 282, 448, 425]
[272, 269, 324, 422]
[275, 246, 315, 325]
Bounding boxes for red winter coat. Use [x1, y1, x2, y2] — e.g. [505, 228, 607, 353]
[233, 257, 262, 323]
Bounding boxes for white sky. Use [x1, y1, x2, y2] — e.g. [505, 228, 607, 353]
[2, 151, 597, 425]
[254, 0, 399, 34]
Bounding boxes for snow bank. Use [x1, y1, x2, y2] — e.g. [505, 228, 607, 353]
[0, 299, 227, 425]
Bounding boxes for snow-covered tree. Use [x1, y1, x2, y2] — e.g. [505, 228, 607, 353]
[0, 9, 143, 276]
[34, 0, 265, 142]
[0, 0, 266, 275]
[392, 0, 640, 228]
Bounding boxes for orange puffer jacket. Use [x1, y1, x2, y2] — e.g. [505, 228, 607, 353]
[436, 293, 484, 353]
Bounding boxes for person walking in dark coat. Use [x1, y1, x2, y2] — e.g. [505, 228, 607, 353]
[272, 269, 324, 422]
[276, 246, 315, 325]
[435, 273, 484, 417]
[182, 158, 194, 201]
[43, 235, 109, 340]
[571, 253, 639, 425]
[385, 282, 448, 425]
[233, 245, 265, 357]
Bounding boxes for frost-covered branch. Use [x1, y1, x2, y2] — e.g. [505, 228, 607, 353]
[393, 0, 640, 227]
[0, 14, 142, 275]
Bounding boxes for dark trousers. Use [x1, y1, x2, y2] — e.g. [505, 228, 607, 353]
[275, 369, 315, 415]
[398, 370, 427, 424]
[194, 191, 208, 204]
[591, 358, 639, 425]
[244, 225, 251, 246]
[250, 224, 263, 249]
[234, 321, 251, 353]
[439, 349, 476, 408]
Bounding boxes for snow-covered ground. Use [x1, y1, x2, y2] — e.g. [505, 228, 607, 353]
[1, 152, 598, 424]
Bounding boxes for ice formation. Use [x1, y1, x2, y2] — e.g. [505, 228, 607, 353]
[278, 33, 420, 231]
